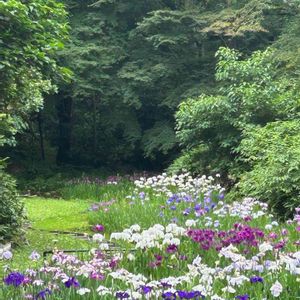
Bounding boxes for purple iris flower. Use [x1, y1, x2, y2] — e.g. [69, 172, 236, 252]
[264, 260, 272, 268]
[154, 254, 163, 261]
[162, 291, 177, 299]
[141, 285, 152, 294]
[64, 277, 80, 288]
[236, 295, 249, 300]
[250, 276, 263, 283]
[166, 244, 178, 254]
[36, 288, 52, 299]
[204, 206, 210, 212]
[204, 197, 211, 204]
[183, 195, 192, 202]
[93, 224, 105, 232]
[4, 272, 25, 287]
[177, 290, 205, 299]
[109, 258, 119, 269]
[116, 291, 130, 299]
[160, 281, 172, 288]
[167, 196, 175, 204]
[194, 204, 201, 211]
[218, 193, 225, 200]
[183, 208, 191, 216]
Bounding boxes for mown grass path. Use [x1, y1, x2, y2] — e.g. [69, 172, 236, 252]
[0, 197, 93, 276]
[25, 197, 92, 232]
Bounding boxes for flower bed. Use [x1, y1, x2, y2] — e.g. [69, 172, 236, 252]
[1, 174, 299, 299]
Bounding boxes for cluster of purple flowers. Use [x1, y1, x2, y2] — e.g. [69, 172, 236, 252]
[273, 239, 287, 250]
[187, 224, 264, 251]
[4, 272, 25, 287]
[141, 285, 152, 294]
[116, 291, 130, 299]
[236, 295, 249, 300]
[36, 288, 52, 299]
[166, 244, 178, 254]
[149, 254, 163, 268]
[250, 276, 263, 284]
[162, 193, 218, 222]
[162, 290, 205, 299]
[109, 257, 119, 269]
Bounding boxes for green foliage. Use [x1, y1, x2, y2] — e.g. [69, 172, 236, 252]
[0, 114, 17, 147]
[272, 3, 300, 83]
[173, 44, 300, 216]
[173, 47, 300, 179]
[142, 121, 176, 158]
[0, 164, 25, 244]
[0, 0, 69, 144]
[62, 180, 132, 202]
[238, 120, 300, 217]
[18, 175, 66, 198]
[25, 0, 285, 169]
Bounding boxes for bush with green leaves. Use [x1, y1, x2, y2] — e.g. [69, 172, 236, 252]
[0, 164, 25, 244]
[237, 120, 300, 217]
[172, 47, 299, 178]
[0, 0, 69, 144]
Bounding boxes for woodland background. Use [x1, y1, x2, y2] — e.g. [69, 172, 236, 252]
[1, 1, 300, 242]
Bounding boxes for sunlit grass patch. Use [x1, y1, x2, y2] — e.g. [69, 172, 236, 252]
[25, 197, 92, 231]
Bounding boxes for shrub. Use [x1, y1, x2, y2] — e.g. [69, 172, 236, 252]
[173, 47, 299, 179]
[0, 164, 25, 244]
[237, 120, 300, 217]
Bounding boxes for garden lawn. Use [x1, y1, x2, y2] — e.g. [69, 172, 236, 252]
[0, 197, 93, 276]
[25, 197, 92, 231]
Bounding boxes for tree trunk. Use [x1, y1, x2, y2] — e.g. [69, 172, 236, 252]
[56, 93, 73, 165]
[92, 94, 97, 164]
[37, 112, 45, 161]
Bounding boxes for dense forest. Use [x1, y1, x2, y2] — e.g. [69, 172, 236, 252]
[1, 0, 298, 170]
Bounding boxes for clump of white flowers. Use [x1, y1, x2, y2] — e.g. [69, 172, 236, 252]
[134, 173, 224, 197]
[111, 223, 185, 250]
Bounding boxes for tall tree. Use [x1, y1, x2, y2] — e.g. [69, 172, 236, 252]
[0, 0, 68, 242]
[0, 0, 69, 148]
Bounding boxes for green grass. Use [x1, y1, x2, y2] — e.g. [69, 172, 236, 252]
[25, 197, 92, 231]
[0, 197, 94, 276]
